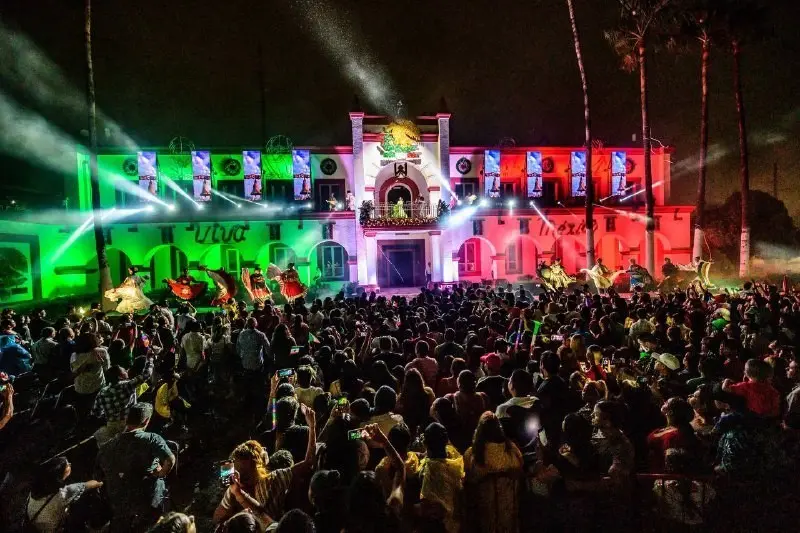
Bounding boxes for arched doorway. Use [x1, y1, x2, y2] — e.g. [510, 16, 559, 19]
[146, 245, 189, 290]
[457, 237, 495, 281]
[386, 184, 412, 205]
[311, 241, 349, 281]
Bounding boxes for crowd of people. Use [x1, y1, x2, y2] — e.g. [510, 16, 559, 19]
[2, 277, 800, 532]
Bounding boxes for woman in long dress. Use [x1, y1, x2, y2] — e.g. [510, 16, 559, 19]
[548, 258, 576, 290]
[241, 266, 271, 304]
[581, 258, 624, 293]
[105, 267, 153, 314]
[267, 263, 307, 303]
[392, 197, 407, 218]
[164, 269, 206, 301]
[199, 266, 238, 307]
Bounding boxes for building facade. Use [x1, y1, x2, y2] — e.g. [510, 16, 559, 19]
[0, 112, 692, 305]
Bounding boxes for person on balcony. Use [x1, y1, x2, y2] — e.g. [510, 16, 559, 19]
[345, 190, 355, 211]
[391, 197, 407, 218]
[326, 193, 338, 212]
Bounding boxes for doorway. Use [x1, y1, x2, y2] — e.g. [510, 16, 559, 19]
[386, 185, 412, 204]
[377, 239, 425, 288]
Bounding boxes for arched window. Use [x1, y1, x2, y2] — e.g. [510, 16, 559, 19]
[270, 244, 296, 270]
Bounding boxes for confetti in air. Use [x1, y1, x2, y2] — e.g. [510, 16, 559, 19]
[289, 0, 399, 113]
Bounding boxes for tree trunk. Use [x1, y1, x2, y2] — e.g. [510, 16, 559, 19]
[85, 0, 113, 309]
[567, 0, 595, 268]
[693, 36, 710, 262]
[638, 43, 656, 277]
[733, 39, 750, 278]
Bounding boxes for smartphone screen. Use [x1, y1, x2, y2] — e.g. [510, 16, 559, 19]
[336, 396, 349, 406]
[219, 461, 234, 487]
[290, 346, 301, 356]
[278, 368, 294, 379]
[0, 384, 6, 393]
[347, 429, 365, 441]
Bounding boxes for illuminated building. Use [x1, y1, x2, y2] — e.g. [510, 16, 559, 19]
[0, 110, 691, 305]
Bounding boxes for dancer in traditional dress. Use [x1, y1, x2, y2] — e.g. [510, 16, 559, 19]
[242, 266, 271, 304]
[105, 267, 153, 314]
[199, 265, 238, 307]
[164, 269, 206, 301]
[548, 257, 577, 290]
[267, 263, 307, 303]
[689, 256, 715, 288]
[392, 198, 407, 218]
[627, 258, 655, 292]
[581, 258, 625, 293]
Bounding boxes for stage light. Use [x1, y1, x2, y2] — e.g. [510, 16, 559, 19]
[305, 203, 312, 209]
[457, 200, 463, 206]
[166, 204, 176, 211]
[196, 204, 205, 211]
[10, 200, 15, 205]
[146, 205, 156, 213]
[236, 203, 242, 208]
[261, 203, 269, 209]
[337, 202, 343, 209]
[507, 199, 516, 208]
[479, 199, 489, 208]
[529, 201, 535, 207]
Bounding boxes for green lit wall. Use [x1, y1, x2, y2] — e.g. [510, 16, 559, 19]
[0, 216, 357, 306]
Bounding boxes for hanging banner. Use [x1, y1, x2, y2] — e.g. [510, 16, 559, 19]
[570, 151, 587, 197]
[191, 150, 212, 202]
[137, 151, 158, 198]
[243, 150, 263, 201]
[292, 149, 312, 201]
[526, 151, 543, 198]
[611, 151, 627, 196]
[484, 150, 501, 198]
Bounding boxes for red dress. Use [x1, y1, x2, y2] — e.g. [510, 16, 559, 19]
[279, 268, 307, 302]
[206, 268, 238, 306]
[166, 275, 205, 301]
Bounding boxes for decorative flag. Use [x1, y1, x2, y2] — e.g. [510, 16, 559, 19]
[484, 150, 501, 198]
[526, 151, 543, 198]
[611, 151, 627, 196]
[570, 151, 587, 197]
[191, 150, 212, 202]
[292, 149, 312, 201]
[243, 150, 262, 201]
[137, 151, 158, 198]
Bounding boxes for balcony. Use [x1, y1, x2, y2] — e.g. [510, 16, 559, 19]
[359, 201, 443, 229]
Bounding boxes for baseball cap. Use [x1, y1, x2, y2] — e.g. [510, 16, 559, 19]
[480, 352, 503, 373]
[653, 353, 680, 371]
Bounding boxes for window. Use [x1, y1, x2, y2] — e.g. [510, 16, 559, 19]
[473, 219, 483, 236]
[505, 240, 522, 274]
[268, 224, 281, 241]
[321, 223, 334, 240]
[264, 181, 293, 202]
[316, 180, 345, 211]
[540, 180, 558, 206]
[455, 178, 479, 200]
[459, 241, 479, 275]
[520, 219, 530, 235]
[318, 244, 346, 280]
[225, 249, 240, 272]
[605, 216, 616, 232]
[501, 183, 515, 198]
[271, 245, 296, 270]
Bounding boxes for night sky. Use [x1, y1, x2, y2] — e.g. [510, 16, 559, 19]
[2, 0, 799, 213]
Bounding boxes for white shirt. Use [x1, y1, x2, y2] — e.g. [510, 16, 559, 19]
[181, 332, 208, 370]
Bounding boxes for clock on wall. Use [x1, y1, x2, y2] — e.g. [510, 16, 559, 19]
[320, 158, 338, 175]
[122, 157, 138, 176]
[455, 157, 472, 175]
[542, 157, 555, 173]
[625, 158, 636, 174]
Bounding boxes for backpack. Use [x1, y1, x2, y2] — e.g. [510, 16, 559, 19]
[22, 492, 58, 533]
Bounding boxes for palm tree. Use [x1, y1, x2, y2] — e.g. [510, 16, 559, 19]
[85, 0, 113, 308]
[606, 0, 673, 277]
[566, 0, 595, 268]
[720, 0, 765, 278]
[674, 2, 717, 260]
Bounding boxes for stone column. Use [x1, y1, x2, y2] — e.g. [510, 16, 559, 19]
[429, 231, 442, 283]
[350, 112, 368, 285]
[365, 231, 378, 289]
[437, 112, 451, 204]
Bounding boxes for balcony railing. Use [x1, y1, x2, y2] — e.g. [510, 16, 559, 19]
[361, 201, 442, 228]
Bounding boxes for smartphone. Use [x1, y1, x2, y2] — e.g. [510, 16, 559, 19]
[0, 384, 6, 393]
[637, 376, 649, 386]
[601, 357, 611, 371]
[347, 429, 366, 441]
[278, 368, 294, 379]
[219, 461, 235, 487]
[290, 346, 301, 356]
[336, 396, 349, 406]
[551, 334, 563, 342]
